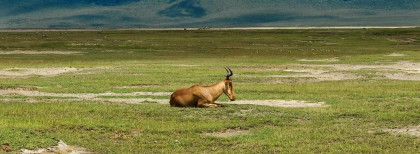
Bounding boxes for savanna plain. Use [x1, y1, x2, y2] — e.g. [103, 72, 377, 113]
[0, 28, 419, 153]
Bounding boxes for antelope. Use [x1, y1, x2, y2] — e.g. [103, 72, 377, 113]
[169, 67, 236, 108]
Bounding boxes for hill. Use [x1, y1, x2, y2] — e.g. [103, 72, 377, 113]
[0, 0, 419, 28]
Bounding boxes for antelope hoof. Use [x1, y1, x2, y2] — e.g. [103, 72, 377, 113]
[208, 104, 219, 108]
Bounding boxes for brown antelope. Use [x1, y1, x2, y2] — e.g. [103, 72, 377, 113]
[169, 67, 236, 108]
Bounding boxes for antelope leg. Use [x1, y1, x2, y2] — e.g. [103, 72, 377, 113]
[207, 104, 219, 108]
[213, 102, 222, 107]
[198, 99, 219, 108]
[198, 99, 209, 108]
[198, 103, 219, 108]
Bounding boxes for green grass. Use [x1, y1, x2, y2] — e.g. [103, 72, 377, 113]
[0, 28, 419, 153]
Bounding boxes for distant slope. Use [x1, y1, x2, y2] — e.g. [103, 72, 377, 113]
[0, 0, 419, 28]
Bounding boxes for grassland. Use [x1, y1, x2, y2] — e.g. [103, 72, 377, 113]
[0, 28, 419, 153]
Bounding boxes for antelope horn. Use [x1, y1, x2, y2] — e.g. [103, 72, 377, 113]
[225, 66, 233, 79]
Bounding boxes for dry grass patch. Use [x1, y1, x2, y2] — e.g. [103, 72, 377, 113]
[0, 143, 11, 152]
[109, 130, 144, 140]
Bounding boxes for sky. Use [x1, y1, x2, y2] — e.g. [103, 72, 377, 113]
[1, 0, 419, 28]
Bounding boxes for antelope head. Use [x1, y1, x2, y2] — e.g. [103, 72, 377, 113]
[223, 66, 236, 101]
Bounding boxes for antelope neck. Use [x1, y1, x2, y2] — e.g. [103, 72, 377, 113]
[206, 81, 226, 98]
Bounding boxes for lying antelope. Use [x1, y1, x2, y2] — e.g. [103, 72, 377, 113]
[169, 67, 236, 108]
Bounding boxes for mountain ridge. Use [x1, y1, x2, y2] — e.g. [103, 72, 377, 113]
[1, 0, 419, 28]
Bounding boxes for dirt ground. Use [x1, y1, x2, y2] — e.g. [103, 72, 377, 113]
[0, 89, 170, 104]
[0, 50, 85, 55]
[298, 57, 340, 62]
[385, 53, 408, 57]
[203, 128, 250, 137]
[0, 67, 116, 78]
[0, 67, 81, 78]
[224, 100, 326, 107]
[274, 60, 420, 81]
[384, 125, 420, 137]
[21, 140, 92, 154]
[0, 88, 326, 107]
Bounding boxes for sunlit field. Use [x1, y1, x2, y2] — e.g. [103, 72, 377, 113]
[0, 28, 419, 153]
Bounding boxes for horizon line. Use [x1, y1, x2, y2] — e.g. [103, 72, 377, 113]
[1, 26, 419, 32]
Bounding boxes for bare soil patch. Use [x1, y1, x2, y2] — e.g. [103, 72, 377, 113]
[271, 61, 420, 81]
[96, 98, 168, 104]
[0, 67, 81, 78]
[0, 89, 171, 99]
[386, 53, 407, 57]
[117, 84, 159, 89]
[0, 50, 85, 55]
[224, 100, 326, 107]
[171, 64, 199, 67]
[317, 61, 420, 81]
[316, 61, 420, 74]
[384, 125, 420, 137]
[21, 140, 93, 154]
[0, 97, 168, 105]
[0, 86, 38, 91]
[203, 128, 250, 137]
[270, 69, 360, 81]
[382, 73, 420, 81]
[0, 89, 170, 104]
[0, 66, 114, 78]
[298, 57, 339, 62]
[387, 38, 417, 43]
[0, 89, 326, 107]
